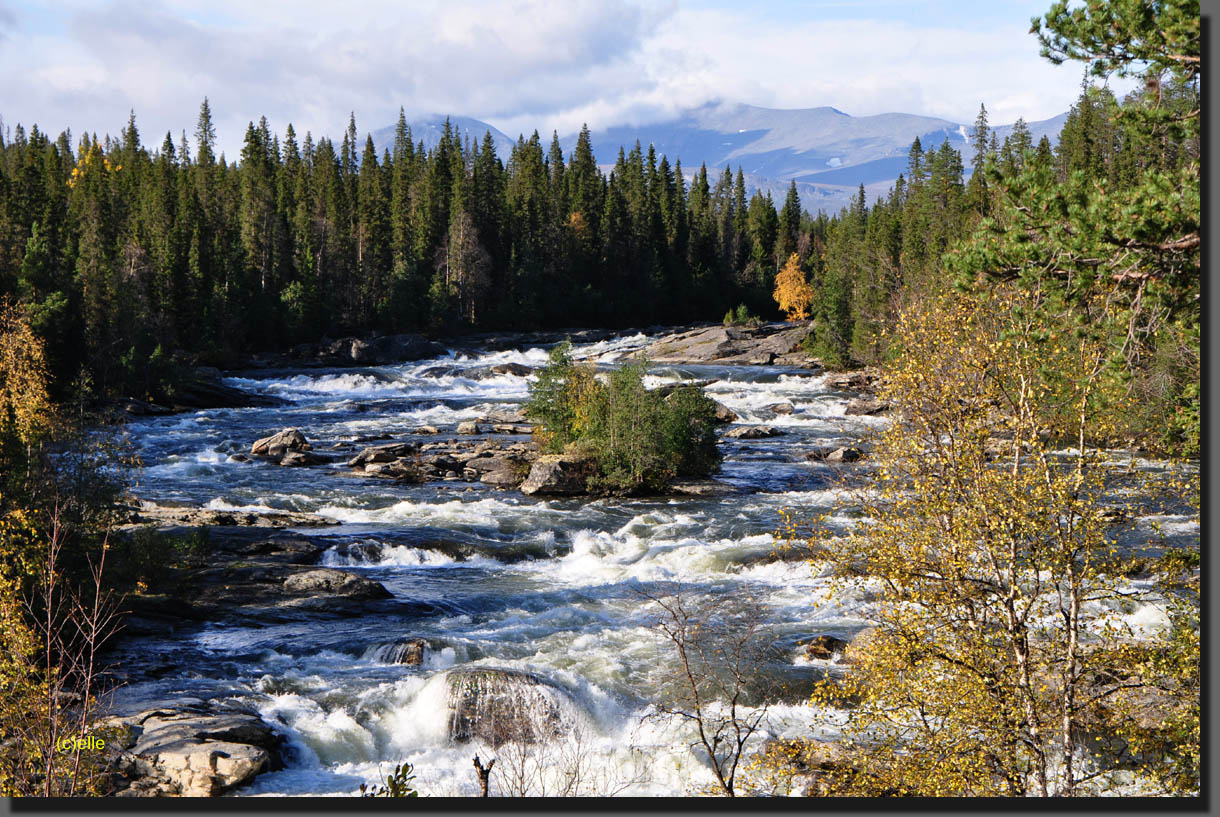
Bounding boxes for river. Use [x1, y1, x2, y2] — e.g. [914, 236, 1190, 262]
[104, 328, 1197, 797]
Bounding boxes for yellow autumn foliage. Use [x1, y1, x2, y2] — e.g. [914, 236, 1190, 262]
[0, 302, 56, 445]
[772, 253, 812, 322]
[797, 287, 1198, 797]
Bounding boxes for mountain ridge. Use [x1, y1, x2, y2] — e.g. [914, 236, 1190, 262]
[370, 103, 1067, 214]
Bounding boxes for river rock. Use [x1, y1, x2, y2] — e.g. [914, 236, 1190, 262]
[711, 400, 738, 424]
[283, 568, 392, 599]
[768, 402, 796, 415]
[492, 423, 533, 434]
[313, 334, 447, 366]
[445, 667, 577, 745]
[279, 450, 329, 467]
[456, 421, 481, 435]
[844, 397, 889, 416]
[361, 458, 424, 482]
[111, 705, 282, 797]
[415, 425, 441, 435]
[378, 638, 429, 666]
[803, 635, 851, 660]
[520, 454, 597, 495]
[668, 480, 738, 497]
[826, 446, 863, 463]
[128, 504, 338, 529]
[724, 425, 783, 439]
[643, 324, 814, 365]
[824, 370, 880, 392]
[346, 442, 419, 467]
[480, 408, 529, 424]
[251, 428, 310, 461]
[466, 362, 533, 379]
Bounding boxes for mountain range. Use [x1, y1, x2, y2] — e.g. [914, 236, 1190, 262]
[370, 102, 1067, 214]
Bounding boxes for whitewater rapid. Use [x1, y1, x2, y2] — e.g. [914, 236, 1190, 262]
[111, 329, 1194, 797]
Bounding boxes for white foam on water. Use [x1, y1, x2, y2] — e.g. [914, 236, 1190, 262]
[315, 496, 563, 530]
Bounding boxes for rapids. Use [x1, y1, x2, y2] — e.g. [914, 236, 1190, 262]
[107, 329, 1196, 797]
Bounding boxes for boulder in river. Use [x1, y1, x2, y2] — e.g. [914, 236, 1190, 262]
[282, 568, 392, 600]
[844, 397, 889, 416]
[520, 453, 597, 495]
[251, 428, 311, 461]
[724, 425, 783, 439]
[643, 323, 815, 366]
[346, 442, 419, 468]
[768, 402, 796, 415]
[456, 421, 481, 435]
[445, 667, 579, 745]
[711, 400, 738, 424]
[279, 450, 329, 467]
[802, 635, 851, 661]
[374, 638, 430, 666]
[825, 446, 863, 463]
[823, 370, 880, 393]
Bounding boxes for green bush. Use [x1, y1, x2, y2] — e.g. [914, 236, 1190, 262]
[525, 341, 721, 494]
[724, 304, 761, 327]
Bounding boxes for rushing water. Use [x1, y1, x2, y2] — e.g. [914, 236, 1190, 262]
[107, 330, 1197, 797]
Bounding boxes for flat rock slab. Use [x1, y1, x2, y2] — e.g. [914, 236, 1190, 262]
[110, 706, 282, 797]
[643, 324, 814, 365]
[128, 505, 338, 529]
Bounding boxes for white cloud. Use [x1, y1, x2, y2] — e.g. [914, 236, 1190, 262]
[0, 0, 1130, 156]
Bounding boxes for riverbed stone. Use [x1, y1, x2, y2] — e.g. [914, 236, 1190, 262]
[283, 568, 392, 599]
[724, 425, 783, 439]
[111, 706, 282, 797]
[803, 634, 851, 660]
[711, 400, 738, 424]
[520, 454, 597, 495]
[346, 442, 419, 467]
[279, 450, 328, 467]
[844, 397, 889, 416]
[456, 421, 481, 435]
[825, 446, 863, 463]
[250, 428, 310, 461]
[445, 667, 577, 745]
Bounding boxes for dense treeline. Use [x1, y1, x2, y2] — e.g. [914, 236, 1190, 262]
[0, 105, 802, 400]
[0, 37, 1198, 453]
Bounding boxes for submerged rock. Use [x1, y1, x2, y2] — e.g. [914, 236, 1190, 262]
[667, 480, 739, 497]
[445, 667, 579, 745]
[520, 454, 597, 495]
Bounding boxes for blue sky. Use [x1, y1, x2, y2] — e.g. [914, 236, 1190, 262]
[0, 0, 1128, 157]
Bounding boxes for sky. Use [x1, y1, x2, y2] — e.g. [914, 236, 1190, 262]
[0, 0, 1131, 158]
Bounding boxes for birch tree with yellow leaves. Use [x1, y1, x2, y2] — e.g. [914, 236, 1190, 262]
[802, 287, 1197, 796]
